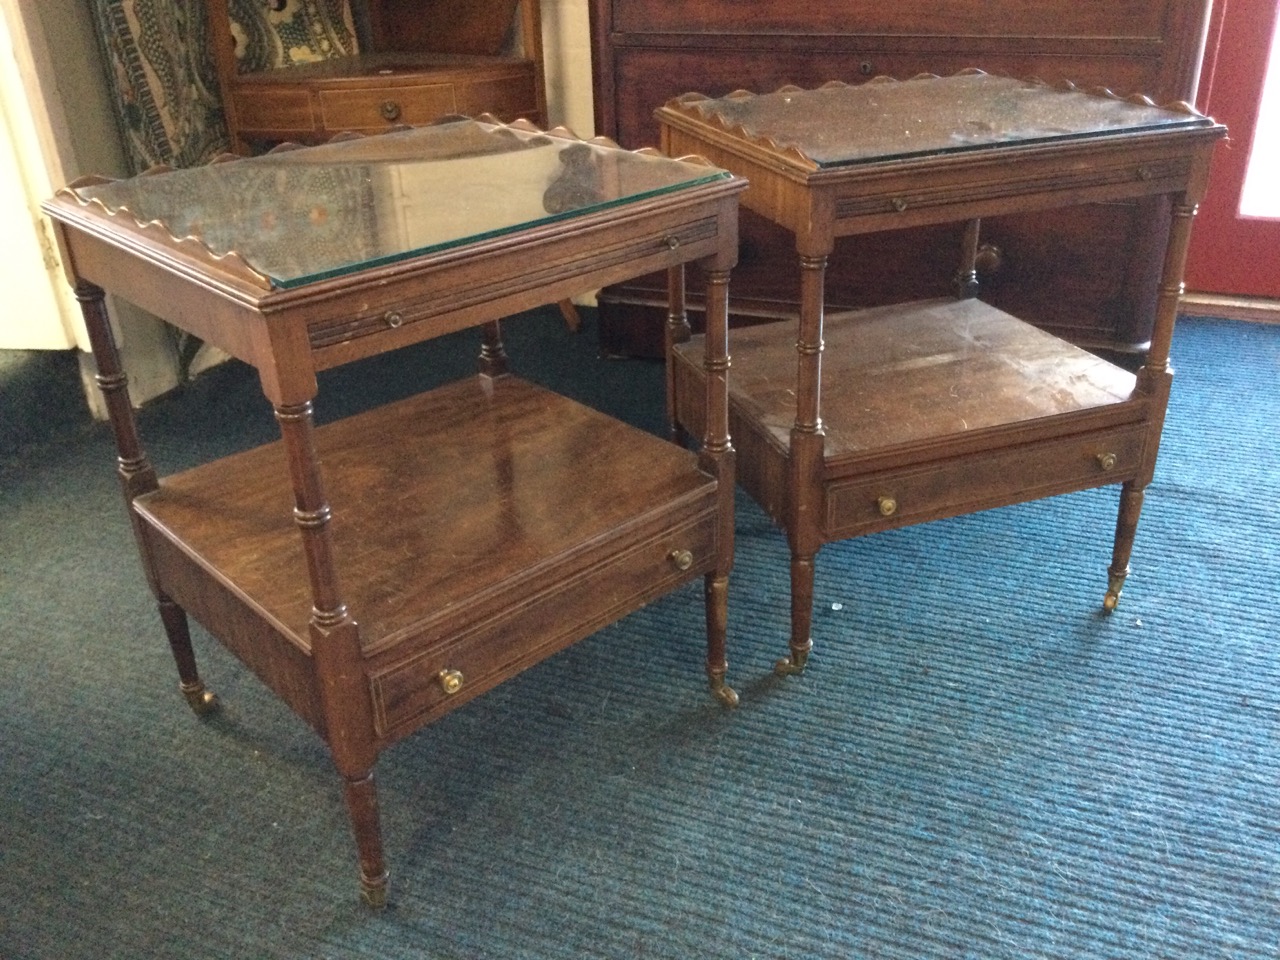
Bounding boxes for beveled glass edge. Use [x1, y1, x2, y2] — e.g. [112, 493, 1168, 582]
[273, 168, 731, 289]
[659, 69, 1217, 171]
[49, 116, 732, 292]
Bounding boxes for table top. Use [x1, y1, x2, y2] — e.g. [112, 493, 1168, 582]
[54, 119, 730, 289]
[660, 71, 1216, 170]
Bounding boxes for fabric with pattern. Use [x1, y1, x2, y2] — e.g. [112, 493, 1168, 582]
[89, 0, 228, 172]
[228, 0, 359, 73]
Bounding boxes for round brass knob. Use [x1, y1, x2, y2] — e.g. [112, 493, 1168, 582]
[380, 100, 402, 122]
[877, 496, 897, 517]
[384, 311, 404, 329]
[1096, 452, 1117, 471]
[974, 242, 1003, 275]
[664, 235, 681, 250]
[437, 669, 464, 695]
[891, 198, 909, 213]
[859, 61, 874, 76]
[669, 548, 694, 571]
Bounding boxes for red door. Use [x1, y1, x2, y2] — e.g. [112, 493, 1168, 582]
[1185, 0, 1280, 298]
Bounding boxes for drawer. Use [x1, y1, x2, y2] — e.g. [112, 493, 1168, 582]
[232, 88, 317, 135]
[369, 507, 718, 740]
[307, 215, 722, 353]
[825, 423, 1148, 538]
[319, 84, 459, 130]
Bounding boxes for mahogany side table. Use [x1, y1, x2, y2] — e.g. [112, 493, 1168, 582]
[43, 118, 744, 906]
[658, 72, 1224, 674]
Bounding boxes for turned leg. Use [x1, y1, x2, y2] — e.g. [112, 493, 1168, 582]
[76, 282, 218, 709]
[1104, 481, 1146, 613]
[665, 264, 693, 445]
[777, 251, 827, 676]
[955, 218, 981, 299]
[157, 597, 218, 714]
[275, 400, 386, 905]
[776, 551, 816, 675]
[479, 320, 510, 378]
[343, 771, 389, 909]
[704, 573, 739, 707]
[697, 261, 737, 706]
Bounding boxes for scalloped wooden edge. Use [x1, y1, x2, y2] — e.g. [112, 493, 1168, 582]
[660, 67, 1211, 166]
[53, 187, 273, 288]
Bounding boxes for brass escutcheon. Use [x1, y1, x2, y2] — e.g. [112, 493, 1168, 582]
[1096, 452, 1117, 471]
[437, 669, 464, 695]
[384, 311, 404, 329]
[877, 496, 897, 517]
[669, 548, 694, 571]
[380, 100, 402, 122]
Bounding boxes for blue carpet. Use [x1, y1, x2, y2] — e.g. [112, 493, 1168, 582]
[1, 313, 1276, 958]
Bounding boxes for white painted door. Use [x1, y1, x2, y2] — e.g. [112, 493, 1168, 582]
[0, 2, 82, 350]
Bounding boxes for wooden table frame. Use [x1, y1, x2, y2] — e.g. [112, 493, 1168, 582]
[44, 123, 744, 906]
[659, 75, 1225, 673]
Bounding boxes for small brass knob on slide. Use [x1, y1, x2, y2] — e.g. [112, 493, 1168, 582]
[1096, 452, 1117, 471]
[669, 548, 694, 571]
[384, 311, 404, 329]
[437, 669, 464, 695]
[974, 242, 1003, 275]
[380, 100, 402, 122]
[877, 496, 898, 517]
[664, 235, 681, 250]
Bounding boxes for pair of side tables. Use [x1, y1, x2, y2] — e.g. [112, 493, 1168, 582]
[44, 72, 1223, 904]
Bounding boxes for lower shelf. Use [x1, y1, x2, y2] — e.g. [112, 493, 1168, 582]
[136, 375, 720, 741]
[673, 297, 1151, 534]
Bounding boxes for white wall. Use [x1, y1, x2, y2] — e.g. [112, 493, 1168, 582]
[541, 0, 596, 138]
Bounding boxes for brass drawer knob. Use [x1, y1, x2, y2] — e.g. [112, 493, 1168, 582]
[380, 100, 402, 122]
[669, 548, 694, 571]
[877, 496, 897, 517]
[437, 669, 464, 695]
[384, 310, 404, 329]
[663, 235, 681, 250]
[1096, 452, 1117, 471]
[891, 198, 909, 213]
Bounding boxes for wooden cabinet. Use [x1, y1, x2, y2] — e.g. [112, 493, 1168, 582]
[208, 0, 547, 152]
[588, 0, 1214, 356]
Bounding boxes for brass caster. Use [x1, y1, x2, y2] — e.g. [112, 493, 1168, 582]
[709, 678, 739, 708]
[774, 642, 811, 677]
[181, 682, 219, 716]
[1102, 571, 1127, 614]
[360, 874, 389, 910]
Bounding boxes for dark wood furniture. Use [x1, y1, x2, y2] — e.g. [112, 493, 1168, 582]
[43, 119, 744, 906]
[588, 0, 1214, 357]
[658, 72, 1224, 673]
[207, 0, 548, 153]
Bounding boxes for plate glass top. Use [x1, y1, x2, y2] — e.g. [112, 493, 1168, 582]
[69, 120, 729, 288]
[674, 72, 1209, 168]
